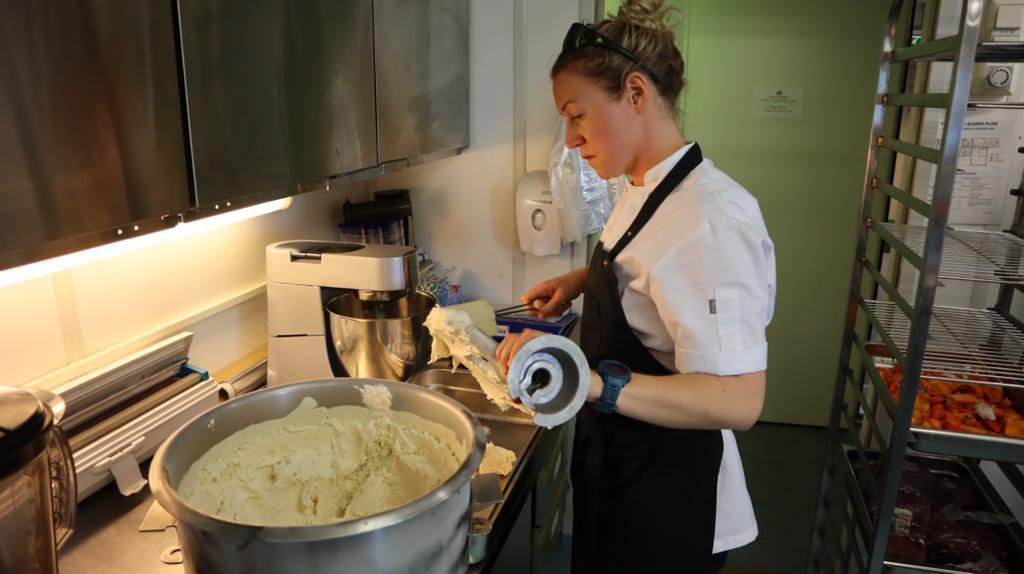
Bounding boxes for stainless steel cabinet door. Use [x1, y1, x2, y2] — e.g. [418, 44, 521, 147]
[0, 0, 190, 267]
[179, 0, 377, 207]
[374, 0, 469, 164]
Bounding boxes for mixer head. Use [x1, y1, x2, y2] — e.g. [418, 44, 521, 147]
[356, 288, 415, 302]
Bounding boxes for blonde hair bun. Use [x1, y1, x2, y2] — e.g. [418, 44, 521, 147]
[616, 0, 678, 34]
[551, 0, 686, 116]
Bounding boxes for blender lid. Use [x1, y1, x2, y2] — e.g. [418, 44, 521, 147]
[0, 387, 50, 454]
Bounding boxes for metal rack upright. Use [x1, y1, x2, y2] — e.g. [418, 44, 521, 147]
[809, 0, 1024, 572]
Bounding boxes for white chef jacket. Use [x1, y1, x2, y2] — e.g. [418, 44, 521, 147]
[598, 142, 775, 553]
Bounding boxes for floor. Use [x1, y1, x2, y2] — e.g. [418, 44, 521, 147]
[544, 422, 829, 574]
[724, 422, 829, 574]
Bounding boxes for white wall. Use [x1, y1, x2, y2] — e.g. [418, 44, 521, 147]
[522, 0, 595, 290]
[373, 0, 517, 302]
[3, 181, 366, 390]
[371, 0, 592, 306]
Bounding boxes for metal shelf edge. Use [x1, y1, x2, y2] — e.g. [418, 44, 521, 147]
[910, 427, 1024, 464]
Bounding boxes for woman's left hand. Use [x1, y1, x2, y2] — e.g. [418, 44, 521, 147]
[494, 329, 546, 373]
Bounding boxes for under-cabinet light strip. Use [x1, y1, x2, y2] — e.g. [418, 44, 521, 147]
[0, 198, 291, 289]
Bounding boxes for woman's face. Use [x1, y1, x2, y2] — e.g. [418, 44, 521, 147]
[552, 70, 640, 180]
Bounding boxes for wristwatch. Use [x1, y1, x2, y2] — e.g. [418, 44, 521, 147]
[595, 359, 632, 414]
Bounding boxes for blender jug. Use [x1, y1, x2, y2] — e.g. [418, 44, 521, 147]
[0, 388, 77, 574]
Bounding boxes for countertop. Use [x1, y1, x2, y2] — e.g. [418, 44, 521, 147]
[59, 466, 183, 574]
[58, 369, 559, 574]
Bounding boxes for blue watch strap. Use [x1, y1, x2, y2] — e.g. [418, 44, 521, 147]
[596, 359, 631, 414]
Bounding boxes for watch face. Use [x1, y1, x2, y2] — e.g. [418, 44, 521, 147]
[605, 362, 629, 377]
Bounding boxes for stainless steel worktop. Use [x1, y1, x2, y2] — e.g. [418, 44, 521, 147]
[58, 370, 562, 573]
[406, 368, 559, 572]
[59, 467, 183, 574]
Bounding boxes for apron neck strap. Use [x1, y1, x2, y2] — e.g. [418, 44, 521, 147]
[608, 143, 703, 262]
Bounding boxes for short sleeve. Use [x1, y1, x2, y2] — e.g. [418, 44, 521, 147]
[648, 215, 776, 376]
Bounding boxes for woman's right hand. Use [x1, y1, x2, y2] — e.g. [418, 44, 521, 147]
[521, 267, 588, 319]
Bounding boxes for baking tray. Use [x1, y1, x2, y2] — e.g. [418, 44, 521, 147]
[910, 427, 1024, 465]
[844, 449, 1024, 573]
[869, 356, 1024, 465]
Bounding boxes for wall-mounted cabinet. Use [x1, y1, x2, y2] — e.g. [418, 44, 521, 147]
[0, 0, 469, 272]
[0, 0, 191, 269]
[374, 0, 469, 165]
[178, 0, 378, 210]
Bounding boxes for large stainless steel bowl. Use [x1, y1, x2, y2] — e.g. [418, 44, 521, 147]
[149, 378, 486, 574]
[327, 291, 435, 381]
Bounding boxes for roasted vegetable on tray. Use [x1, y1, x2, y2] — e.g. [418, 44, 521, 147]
[879, 366, 1024, 438]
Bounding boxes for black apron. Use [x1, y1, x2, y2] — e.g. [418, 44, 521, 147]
[571, 143, 725, 573]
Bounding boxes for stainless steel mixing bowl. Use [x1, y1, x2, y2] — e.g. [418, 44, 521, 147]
[327, 290, 435, 381]
[149, 378, 486, 574]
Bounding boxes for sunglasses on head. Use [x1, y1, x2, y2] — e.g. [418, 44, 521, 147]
[562, 22, 661, 85]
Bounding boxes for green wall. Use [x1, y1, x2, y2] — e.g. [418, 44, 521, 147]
[606, 1, 889, 425]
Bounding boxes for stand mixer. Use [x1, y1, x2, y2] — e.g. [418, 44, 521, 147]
[266, 240, 432, 386]
[268, 239, 591, 428]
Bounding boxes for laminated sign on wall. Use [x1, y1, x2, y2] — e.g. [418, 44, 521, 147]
[752, 86, 804, 119]
[932, 109, 1014, 225]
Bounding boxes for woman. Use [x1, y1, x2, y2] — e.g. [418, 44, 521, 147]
[495, 1, 776, 571]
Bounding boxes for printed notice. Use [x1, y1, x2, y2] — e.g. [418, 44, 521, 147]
[753, 86, 804, 119]
[930, 109, 1014, 225]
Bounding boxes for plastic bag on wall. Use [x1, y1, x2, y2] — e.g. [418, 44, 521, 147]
[547, 118, 612, 243]
[606, 174, 627, 207]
